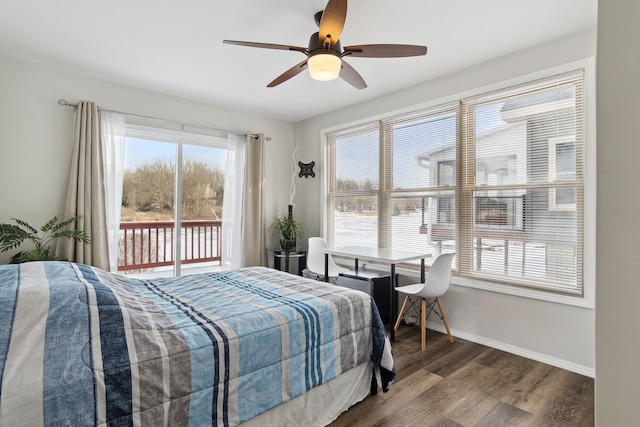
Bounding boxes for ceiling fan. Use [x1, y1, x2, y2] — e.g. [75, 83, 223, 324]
[223, 0, 427, 89]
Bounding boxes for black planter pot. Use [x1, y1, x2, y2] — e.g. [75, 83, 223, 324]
[280, 239, 296, 250]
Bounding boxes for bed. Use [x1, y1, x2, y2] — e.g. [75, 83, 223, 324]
[0, 261, 394, 426]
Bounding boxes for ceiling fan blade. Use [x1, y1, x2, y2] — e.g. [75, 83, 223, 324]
[223, 40, 307, 53]
[267, 59, 309, 87]
[343, 44, 428, 58]
[318, 0, 347, 46]
[339, 60, 367, 90]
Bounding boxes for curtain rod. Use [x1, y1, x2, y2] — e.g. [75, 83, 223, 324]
[57, 99, 267, 140]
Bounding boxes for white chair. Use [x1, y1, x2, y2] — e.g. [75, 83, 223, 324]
[394, 252, 455, 351]
[306, 237, 349, 283]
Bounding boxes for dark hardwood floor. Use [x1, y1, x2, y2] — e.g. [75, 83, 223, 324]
[330, 324, 594, 427]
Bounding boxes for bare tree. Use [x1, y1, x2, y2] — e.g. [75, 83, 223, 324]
[122, 158, 224, 219]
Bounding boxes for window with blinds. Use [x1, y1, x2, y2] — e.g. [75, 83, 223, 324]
[326, 124, 380, 248]
[384, 107, 458, 262]
[325, 70, 585, 294]
[460, 71, 584, 292]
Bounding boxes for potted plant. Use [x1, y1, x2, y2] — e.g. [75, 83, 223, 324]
[270, 205, 304, 250]
[0, 215, 91, 263]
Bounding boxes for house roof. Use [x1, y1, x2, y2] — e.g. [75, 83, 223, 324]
[501, 87, 576, 122]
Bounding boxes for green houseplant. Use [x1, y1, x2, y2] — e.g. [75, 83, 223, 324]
[270, 205, 304, 250]
[0, 215, 91, 263]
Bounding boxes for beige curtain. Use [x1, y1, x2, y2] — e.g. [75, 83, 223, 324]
[56, 101, 110, 269]
[243, 133, 266, 266]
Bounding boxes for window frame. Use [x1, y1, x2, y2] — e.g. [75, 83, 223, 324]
[122, 123, 229, 276]
[325, 122, 382, 248]
[321, 58, 595, 308]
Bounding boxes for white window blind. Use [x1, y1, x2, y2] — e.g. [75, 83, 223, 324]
[383, 107, 458, 261]
[326, 123, 380, 248]
[460, 71, 584, 292]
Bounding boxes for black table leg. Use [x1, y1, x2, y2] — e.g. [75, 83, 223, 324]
[324, 253, 329, 282]
[284, 250, 290, 273]
[390, 263, 396, 342]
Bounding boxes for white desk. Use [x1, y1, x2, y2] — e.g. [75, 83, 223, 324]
[323, 245, 430, 341]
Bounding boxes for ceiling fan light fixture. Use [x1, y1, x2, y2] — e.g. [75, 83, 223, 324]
[223, 0, 427, 89]
[308, 52, 342, 81]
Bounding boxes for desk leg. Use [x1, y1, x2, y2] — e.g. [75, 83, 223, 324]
[324, 253, 329, 282]
[390, 263, 396, 342]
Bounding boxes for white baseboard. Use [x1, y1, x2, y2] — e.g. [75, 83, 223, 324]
[424, 321, 595, 378]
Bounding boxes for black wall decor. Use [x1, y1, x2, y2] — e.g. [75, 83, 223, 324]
[298, 161, 315, 178]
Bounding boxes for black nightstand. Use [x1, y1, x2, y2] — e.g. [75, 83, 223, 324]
[269, 248, 307, 276]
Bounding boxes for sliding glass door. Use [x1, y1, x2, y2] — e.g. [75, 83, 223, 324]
[119, 126, 227, 277]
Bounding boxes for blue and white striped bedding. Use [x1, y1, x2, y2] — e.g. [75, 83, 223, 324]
[0, 261, 394, 426]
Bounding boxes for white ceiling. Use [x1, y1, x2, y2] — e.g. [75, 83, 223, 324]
[0, 0, 597, 123]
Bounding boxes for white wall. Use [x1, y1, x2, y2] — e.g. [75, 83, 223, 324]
[595, 0, 640, 424]
[294, 29, 597, 374]
[0, 55, 295, 264]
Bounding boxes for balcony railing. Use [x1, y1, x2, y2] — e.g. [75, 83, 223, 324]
[118, 220, 222, 272]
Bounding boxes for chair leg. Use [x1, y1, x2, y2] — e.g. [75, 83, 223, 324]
[394, 295, 411, 332]
[421, 298, 427, 351]
[436, 298, 453, 343]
